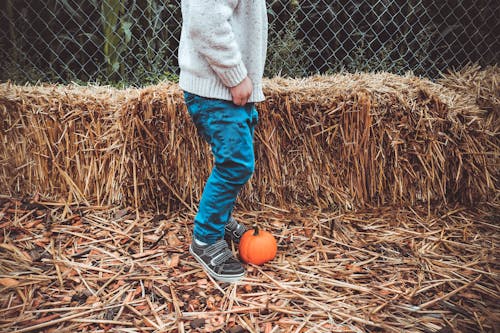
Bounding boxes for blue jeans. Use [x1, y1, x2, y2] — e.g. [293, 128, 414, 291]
[184, 92, 258, 244]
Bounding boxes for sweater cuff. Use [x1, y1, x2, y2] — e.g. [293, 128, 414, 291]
[217, 62, 248, 87]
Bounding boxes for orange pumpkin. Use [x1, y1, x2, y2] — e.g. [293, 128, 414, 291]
[239, 227, 277, 265]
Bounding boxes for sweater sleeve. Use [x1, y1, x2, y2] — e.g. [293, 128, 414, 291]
[187, 0, 247, 87]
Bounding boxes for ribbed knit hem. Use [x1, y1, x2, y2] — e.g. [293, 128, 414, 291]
[217, 62, 248, 88]
[179, 73, 265, 103]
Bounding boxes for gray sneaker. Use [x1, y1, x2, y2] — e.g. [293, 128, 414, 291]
[189, 239, 245, 283]
[225, 217, 247, 244]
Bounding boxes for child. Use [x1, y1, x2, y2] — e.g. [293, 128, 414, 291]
[178, 0, 268, 282]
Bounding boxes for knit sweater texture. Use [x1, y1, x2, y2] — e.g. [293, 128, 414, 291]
[178, 0, 268, 102]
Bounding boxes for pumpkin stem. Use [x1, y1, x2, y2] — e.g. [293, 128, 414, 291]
[253, 226, 259, 236]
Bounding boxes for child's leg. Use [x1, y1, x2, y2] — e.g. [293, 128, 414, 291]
[184, 93, 258, 244]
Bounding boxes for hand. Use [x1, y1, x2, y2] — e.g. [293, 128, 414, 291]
[230, 77, 253, 106]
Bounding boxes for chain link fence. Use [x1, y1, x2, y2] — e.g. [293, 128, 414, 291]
[1, 0, 498, 86]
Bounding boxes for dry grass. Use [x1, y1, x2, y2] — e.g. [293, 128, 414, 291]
[0, 196, 498, 333]
[1, 67, 499, 332]
[1, 70, 498, 211]
[439, 64, 499, 134]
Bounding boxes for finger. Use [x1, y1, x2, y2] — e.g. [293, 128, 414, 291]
[243, 95, 250, 105]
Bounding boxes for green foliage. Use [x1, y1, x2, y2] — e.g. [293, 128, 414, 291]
[265, 3, 309, 78]
[0, 0, 180, 86]
[101, 0, 129, 79]
[1, 0, 498, 84]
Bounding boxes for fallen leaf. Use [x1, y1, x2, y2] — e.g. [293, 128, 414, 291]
[346, 264, 363, 272]
[197, 279, 208, 289]
[167, 232, 182, 247]
[228, 325, 246, 333]
[85, 295, 100, 305]
[0, 277, 19, 287]
[167, 254, 180, 268]
[190, 318, 205, 329]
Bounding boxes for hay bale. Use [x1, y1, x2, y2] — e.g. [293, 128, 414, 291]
[1, 72, 498, 210]
[118, 84, 200, 211]
[0, 83, 132, 205]
[439, 64, 499, 114]
[256, 73, 498, 209]
[439, 64, 499, 135]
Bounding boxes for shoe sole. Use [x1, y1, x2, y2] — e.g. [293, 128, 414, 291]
[189, 245, 245, 283]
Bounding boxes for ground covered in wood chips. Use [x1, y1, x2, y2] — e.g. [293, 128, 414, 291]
[0, 197, 498, 333]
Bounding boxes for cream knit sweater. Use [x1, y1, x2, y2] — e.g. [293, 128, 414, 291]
[178, 0, 268, 102]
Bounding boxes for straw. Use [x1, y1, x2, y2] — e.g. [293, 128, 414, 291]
[1, 69, 498, 211]
[0, 197, 498, 332]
